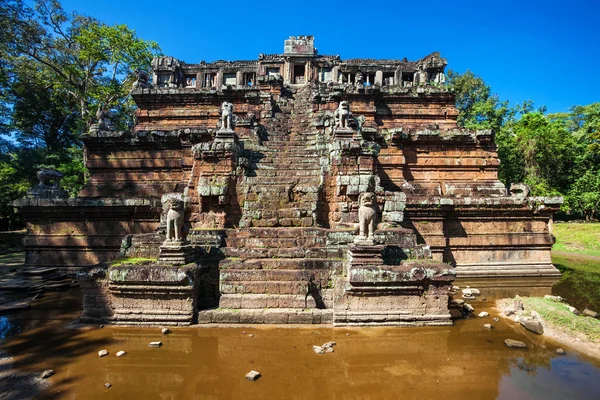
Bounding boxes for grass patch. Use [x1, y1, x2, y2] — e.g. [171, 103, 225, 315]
[552, 253, 600, 274]
[553, 223, 600, 257]
[506, 296, 600, 342]
[108, 257, 155, 267]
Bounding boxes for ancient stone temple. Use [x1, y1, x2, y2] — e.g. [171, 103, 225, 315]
[15, 36, 561, 326]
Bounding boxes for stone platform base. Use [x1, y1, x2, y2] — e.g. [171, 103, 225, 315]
[455, 262, 561, 278]
[78, 262, 200, 326]
[198, 308, 333, 325]
[333, 260, 455, 326]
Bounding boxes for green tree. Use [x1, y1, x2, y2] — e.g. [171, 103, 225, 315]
[446, 69, 509, 132]
[0, 0, 161, 229]
[564, 170, 600, 221]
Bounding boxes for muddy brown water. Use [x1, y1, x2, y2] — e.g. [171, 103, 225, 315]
[1, 286, 600, 400]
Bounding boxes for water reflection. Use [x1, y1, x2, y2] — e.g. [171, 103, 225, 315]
[0, 289, 599, 399]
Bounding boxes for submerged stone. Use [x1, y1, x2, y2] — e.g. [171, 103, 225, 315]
[504, 339, 528, 349]
[245, 370, 261, 381]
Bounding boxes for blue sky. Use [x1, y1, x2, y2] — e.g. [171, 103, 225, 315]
[59, 0, 599, 113]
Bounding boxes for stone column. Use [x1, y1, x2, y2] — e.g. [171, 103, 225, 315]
[375, 71, 383, 86]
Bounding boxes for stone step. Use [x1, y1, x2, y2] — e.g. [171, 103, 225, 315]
[221, 269, 332, 284]
[246, 217, 314, 228]
[223, 235, 326, 249]
[244, 176, 320, 185]
[219, 257, 344, 271]
[221, 280, 334, 295]
[246, 169, 321, 177]
[251, 163, 321, 171]
[244, 184, 320, 194]
[224, 227, 328, 239]
[198, 308, 333, 324]
[218, 293, 333, 309]
[221, 246, 313, 259]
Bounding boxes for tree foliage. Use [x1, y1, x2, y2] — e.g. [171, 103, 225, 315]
[448, 70, 600, 220]
[0, 0, 160, 229]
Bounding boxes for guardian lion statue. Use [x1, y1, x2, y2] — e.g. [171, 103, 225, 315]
[357, 192, 376, 241]
[165, 198, 185, 242]
[36, 169, 63, 189]
[334, 101, 352, 129]
[220, 101, 234, 131]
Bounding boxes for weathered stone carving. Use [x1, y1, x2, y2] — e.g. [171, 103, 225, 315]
[509, 183, 530, 199]
[334, 101, 352, 129]
[37, 169, 63, 189]
[26, 169, 69, 199]
[95, 108, 114, 128]
[165, 198, 185, 243]
[355, 71, 364, 88]
[356, 192, 376, 243]
[132, 71, 152, 89]
[219, 102, 235, 131]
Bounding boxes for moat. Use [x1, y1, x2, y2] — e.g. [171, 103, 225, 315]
[1, 281, 600, 399]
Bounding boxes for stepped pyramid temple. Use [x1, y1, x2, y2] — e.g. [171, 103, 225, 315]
[15, 36, 562, 326]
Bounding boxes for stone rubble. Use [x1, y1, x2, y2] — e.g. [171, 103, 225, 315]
[245, 370, 261, 381]
[40, 370, 54, 379]
[504, 339, 528, 349]
[313, 341, 336, 354]
[519, 317, 544, 335]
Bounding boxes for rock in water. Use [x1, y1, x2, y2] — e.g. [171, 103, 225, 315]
[556, 348, 566, 355]
[520, 318, 544, 335]
[105, 383, 111, 388]
[161, 328, 171, 335]
[40, 370, 54, 379]
[245, 370, 261, 381]
[583, 308, 599, 318]
[483, 324, 493, 330]
[478, 311, 489, 318]
[148, 341, 162, 348]
[505, 339, 528, 348]
[464, 303, 475, 313]
[98, 350, 108, 357]
[116, 351, 126, 357]
[313, 345, 325, 354]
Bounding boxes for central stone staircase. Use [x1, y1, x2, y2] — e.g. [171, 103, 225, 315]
[199, 86, 340, 323]
[239, 86, 323, 228]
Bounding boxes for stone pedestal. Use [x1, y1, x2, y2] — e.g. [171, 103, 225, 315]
[215, 128, 236, 140]
[349, 243, 384, 266]
[78, 262, 200, 326]
[158, 240, 196, 265]
[335, 241, 456, 326]
[333, 127, 355, 140]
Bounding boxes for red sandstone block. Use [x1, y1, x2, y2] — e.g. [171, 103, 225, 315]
[265, 282, 280, 294]
[277, 247, 306, 258]
[263, 310, 289, 324]
[240, 296, 268, 309]
[212, 310, 240, 324]
[278, 281, 307, 294]
[289, 312, 314, 324]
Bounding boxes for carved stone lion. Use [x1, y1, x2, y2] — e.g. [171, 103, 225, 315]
[334, 101, 352, 129]
[166, 198, 185, 242]
[220, 101, 234, 131]
[358, 192, 376, 240]
[36, 169, 63, 189]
